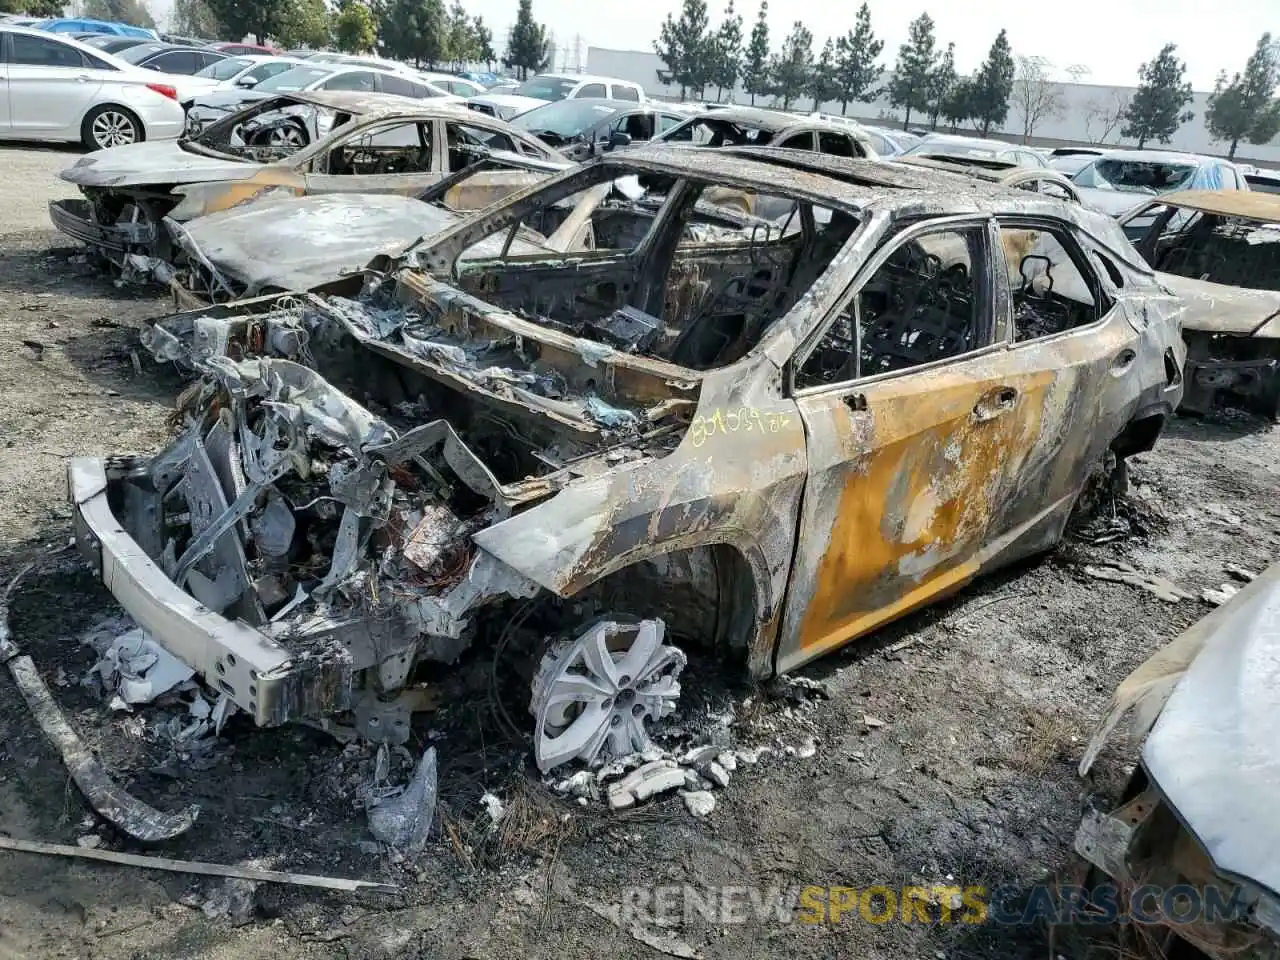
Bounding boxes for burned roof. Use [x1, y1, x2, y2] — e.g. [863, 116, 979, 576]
[1157, 189, 1280, 222]
[267, 90, 482, 122]
[593, 144, 1087, 219]
[684, 105, 827, 131]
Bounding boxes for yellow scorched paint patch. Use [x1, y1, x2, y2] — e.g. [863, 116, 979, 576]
[797, 370, 1054, 655]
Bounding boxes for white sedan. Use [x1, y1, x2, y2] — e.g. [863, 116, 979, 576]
[182, 54, 309, 97]
[0, 25, 186, 149]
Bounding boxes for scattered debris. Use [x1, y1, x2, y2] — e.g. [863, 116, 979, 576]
[863, 714, 887, 730]
[681, 790, 716, 817]
[200, 877, 259, 926]
[480, 791, 506, 826]
[606, 759, 686, 811]
[0, 565, 199, 843]
[1224, 564, 1257, 582]
[21, 339, 45, 360]
[1083, 562, 1195, 602]
[579, 893, 703, 959]
[367, 746, 437, 854]
[1201, 583, 1240, 606]
[75, 834, 101, 849]
[85, 628, 194, 705]
[0, 835, 398, 893]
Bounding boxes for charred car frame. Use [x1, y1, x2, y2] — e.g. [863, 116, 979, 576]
[71, 147, 1185, 773]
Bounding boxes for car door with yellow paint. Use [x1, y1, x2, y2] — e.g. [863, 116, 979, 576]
[774, 215, 1056, 674]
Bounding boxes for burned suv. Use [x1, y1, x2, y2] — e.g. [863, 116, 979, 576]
[72, 147, 1186, 775]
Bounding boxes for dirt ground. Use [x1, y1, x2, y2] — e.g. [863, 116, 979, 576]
[0, 142, 1277, 960]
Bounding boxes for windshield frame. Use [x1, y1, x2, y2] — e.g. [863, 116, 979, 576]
[510, 99, 620, 139]
[511, 76, 578, 101]
[1074, 157, 1198, 195]
[195, 55, 253, 80]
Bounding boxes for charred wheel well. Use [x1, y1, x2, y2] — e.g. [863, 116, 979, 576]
[563, 544, 760, 663]
[1111, 409, 1169, 459]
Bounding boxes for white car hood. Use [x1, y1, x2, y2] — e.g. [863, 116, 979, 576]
[467, 93, 550, 119]
[60, 140, 263, 188]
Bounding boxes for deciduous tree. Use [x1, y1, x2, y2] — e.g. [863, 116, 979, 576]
[940, 77, 974, 132]
[205, 0, 289, 45]
[334, 0, 376, 53]
[84, 0, 155, 28]
[1123, 42, 1194, 148]
[276, 0, 331, 49]
[833, 2, 883, 115]
[1205, 33, 1280, 158]
[1013, 55, 1064, 142]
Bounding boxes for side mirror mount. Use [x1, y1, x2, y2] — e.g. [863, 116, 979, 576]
[236, 74, 259, 87]
[608, 130, 632, 149]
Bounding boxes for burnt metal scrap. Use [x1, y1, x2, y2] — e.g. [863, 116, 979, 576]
[75, 147, 1185, 780]
[1123, 189, 1280, 419]
[1077, 562, 1280, 958]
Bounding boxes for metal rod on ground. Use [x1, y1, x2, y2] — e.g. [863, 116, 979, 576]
[0, 836, 401, 894]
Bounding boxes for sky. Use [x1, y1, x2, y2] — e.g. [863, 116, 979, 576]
[447, 0, 1273, 90]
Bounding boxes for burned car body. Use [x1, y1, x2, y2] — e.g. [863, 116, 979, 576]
[164, 150, 783, 308]
[50, 91, 564, 273]
[165, 150, 572, 307]
[1122, 190, 1280, 418]
[897, 154, 1083, 204]
[73, 147, 1185, 773]
[1077, 562, 1280, 958]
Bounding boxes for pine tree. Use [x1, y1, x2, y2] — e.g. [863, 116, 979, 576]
[473, 16, 496, 69]
[769, 20, 813, 109]
[833, 2, 883, 115]
[1123, 43, 1194, 148]
[710, 0, 743, 103]
[1205, 33, 1280, 158]
[888, 12, 937, 130]
[655, 0, 711, 98]
[926, 41, 955, 130]
[503, 0, 550, 79]
[968, 28, 1015, 136]
[741, 0, 770, 105]
[808, 38, 838, 111]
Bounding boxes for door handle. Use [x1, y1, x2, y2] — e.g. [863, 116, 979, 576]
[76, 74, 92, 82]
[972, 386, 1017, 422]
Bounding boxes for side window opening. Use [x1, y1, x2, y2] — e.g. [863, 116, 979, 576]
[325, 122, 432, 175]
[999, 224, 1104, 342]
[779, 131, 815, 150]
[796, 226, 990, 388]
[613, 112, 654, 142]
[612, 85, 640, 102]
[446, 121, 515, 168]
[818, 132, 854, 157]
[577, 82, 607, 98]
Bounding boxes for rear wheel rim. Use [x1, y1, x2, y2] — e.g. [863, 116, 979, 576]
[269, 125, 305, 147]
[92, 111, 137, 148]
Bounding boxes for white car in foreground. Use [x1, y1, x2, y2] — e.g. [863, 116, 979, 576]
[466, 72, 645, 120]
[0, 25, 186, 149]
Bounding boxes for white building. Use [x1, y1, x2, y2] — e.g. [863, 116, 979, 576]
[586, 46, 1280, 165]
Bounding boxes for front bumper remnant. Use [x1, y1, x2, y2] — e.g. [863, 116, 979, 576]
[69, 456, 352, 728]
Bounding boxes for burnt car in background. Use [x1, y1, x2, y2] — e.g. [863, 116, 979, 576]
[50, 92, 565, 275]
[509, 98, 692, 161]
[75, 147, 1183, 779]
[1077, 561, 1280, 958]
[1121, 190, 1280, 418]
